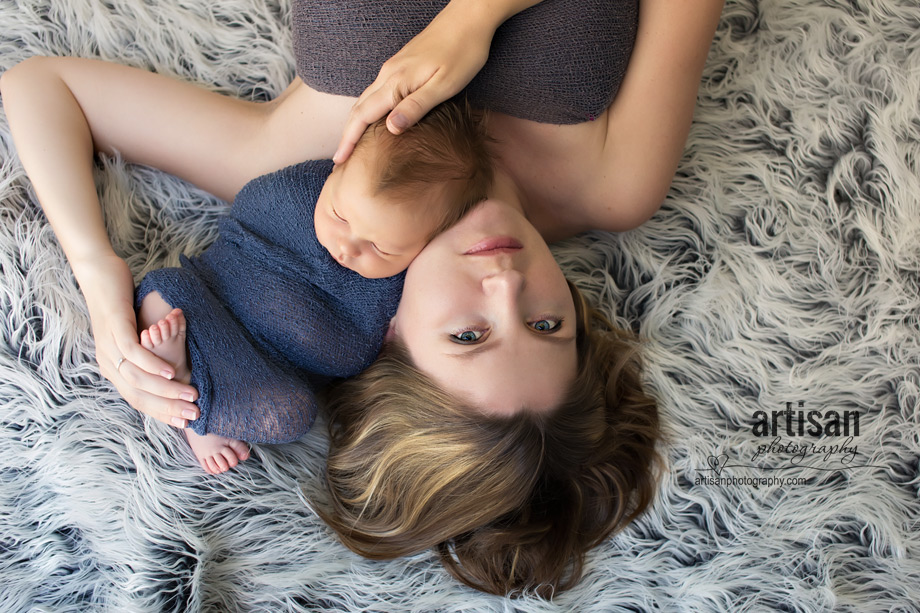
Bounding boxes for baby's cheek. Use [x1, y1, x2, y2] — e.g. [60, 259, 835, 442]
[350, 256, 402, 280]
[377, 256, 413, 279]
[379, 259, 409, 278]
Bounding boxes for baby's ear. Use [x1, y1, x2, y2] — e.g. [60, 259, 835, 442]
[384, 319, 398, 343]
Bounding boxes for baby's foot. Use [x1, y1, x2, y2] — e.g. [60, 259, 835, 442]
[139, 308, 250, 473]
[184, 429, 251, 474]
[139, 308, 191, 383]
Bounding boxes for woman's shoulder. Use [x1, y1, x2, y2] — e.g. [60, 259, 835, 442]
[487, 114, 615, 239]
[490, 110, 670, 240]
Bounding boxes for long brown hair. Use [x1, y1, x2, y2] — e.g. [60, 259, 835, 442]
[320, 281, 660, 596]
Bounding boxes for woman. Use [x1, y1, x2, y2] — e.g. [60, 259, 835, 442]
[0, 0, 721, 426]
[0, 0, 722, 594]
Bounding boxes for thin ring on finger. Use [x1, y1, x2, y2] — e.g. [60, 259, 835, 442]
[115, 356, 126, 372]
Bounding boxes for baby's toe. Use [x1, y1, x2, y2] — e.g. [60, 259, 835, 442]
[156, 319, 172, 342]
[147, 323, 163, 346]
[220, 447, 240, 470]
[140, 329, 154, 350]
[229, 440, 251, 462]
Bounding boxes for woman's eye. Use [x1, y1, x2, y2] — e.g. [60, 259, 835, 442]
[530, 318, 562, 332]
[450, 329, 485, 344]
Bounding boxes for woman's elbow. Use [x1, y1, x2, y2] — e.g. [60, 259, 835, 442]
[590, 177, 670, 233]
[1, 56, 54, 105]
[0, 58, 28, 101]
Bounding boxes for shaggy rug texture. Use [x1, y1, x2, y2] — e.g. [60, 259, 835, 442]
[1, 0, 919, 611]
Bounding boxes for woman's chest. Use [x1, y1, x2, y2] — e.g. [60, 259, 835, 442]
[487, 113, 610, 241]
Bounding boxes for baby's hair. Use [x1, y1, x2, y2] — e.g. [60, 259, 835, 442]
[351, 97, 494, 240]
[319, 280, 661, 597]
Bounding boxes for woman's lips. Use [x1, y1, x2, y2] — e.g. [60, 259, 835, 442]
[464, 236, 523, 255]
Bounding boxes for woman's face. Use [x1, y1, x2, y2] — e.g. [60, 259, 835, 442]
[389, 199, 578, 415]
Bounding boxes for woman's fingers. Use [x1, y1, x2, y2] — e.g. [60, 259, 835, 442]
[100, 320, 200, 425]
[333, 71, 451, 164]
[110, 310, 176, 379]
[109, 316, 176, 379]
[333, 62, 434, 162]
[116, 358, 198, 405]
[387, 83, 444, 134]
[333, 86, 395, 163]
[115, 363, 200, 427]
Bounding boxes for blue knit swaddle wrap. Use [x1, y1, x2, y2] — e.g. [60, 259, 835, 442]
[136, 160, 404, 443]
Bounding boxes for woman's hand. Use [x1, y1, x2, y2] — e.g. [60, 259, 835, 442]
[333, 0, 542, 163]
[73, 254, 201, 428]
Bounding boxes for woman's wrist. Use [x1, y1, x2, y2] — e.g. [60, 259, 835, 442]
[69, 249, 121, 274]
[68, 250, 134, 300]
[443, 0, 543, 33]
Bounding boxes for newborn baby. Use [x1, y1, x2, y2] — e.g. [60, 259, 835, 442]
[134, 99, 492, 473]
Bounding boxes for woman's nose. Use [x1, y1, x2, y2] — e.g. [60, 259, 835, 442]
[481, 270, 525, 298]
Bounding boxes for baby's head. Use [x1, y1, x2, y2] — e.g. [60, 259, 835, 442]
[315, 98, 494, 278]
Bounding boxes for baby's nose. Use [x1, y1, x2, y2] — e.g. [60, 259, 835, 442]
[338, 237, 361, 258]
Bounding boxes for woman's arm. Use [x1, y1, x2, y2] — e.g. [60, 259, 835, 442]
[1, 57, 299, 203]
[0, 57, 339, 426]
[585, 0, 724, 232]
[334, 0, 543, 163]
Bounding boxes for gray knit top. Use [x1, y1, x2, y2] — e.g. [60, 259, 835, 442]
[292, 0, 638, 125]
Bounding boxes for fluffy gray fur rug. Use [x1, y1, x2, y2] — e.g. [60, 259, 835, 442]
[1, 0, 919, 611]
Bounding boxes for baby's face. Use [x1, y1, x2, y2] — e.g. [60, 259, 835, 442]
[315, 154, 435, 279]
